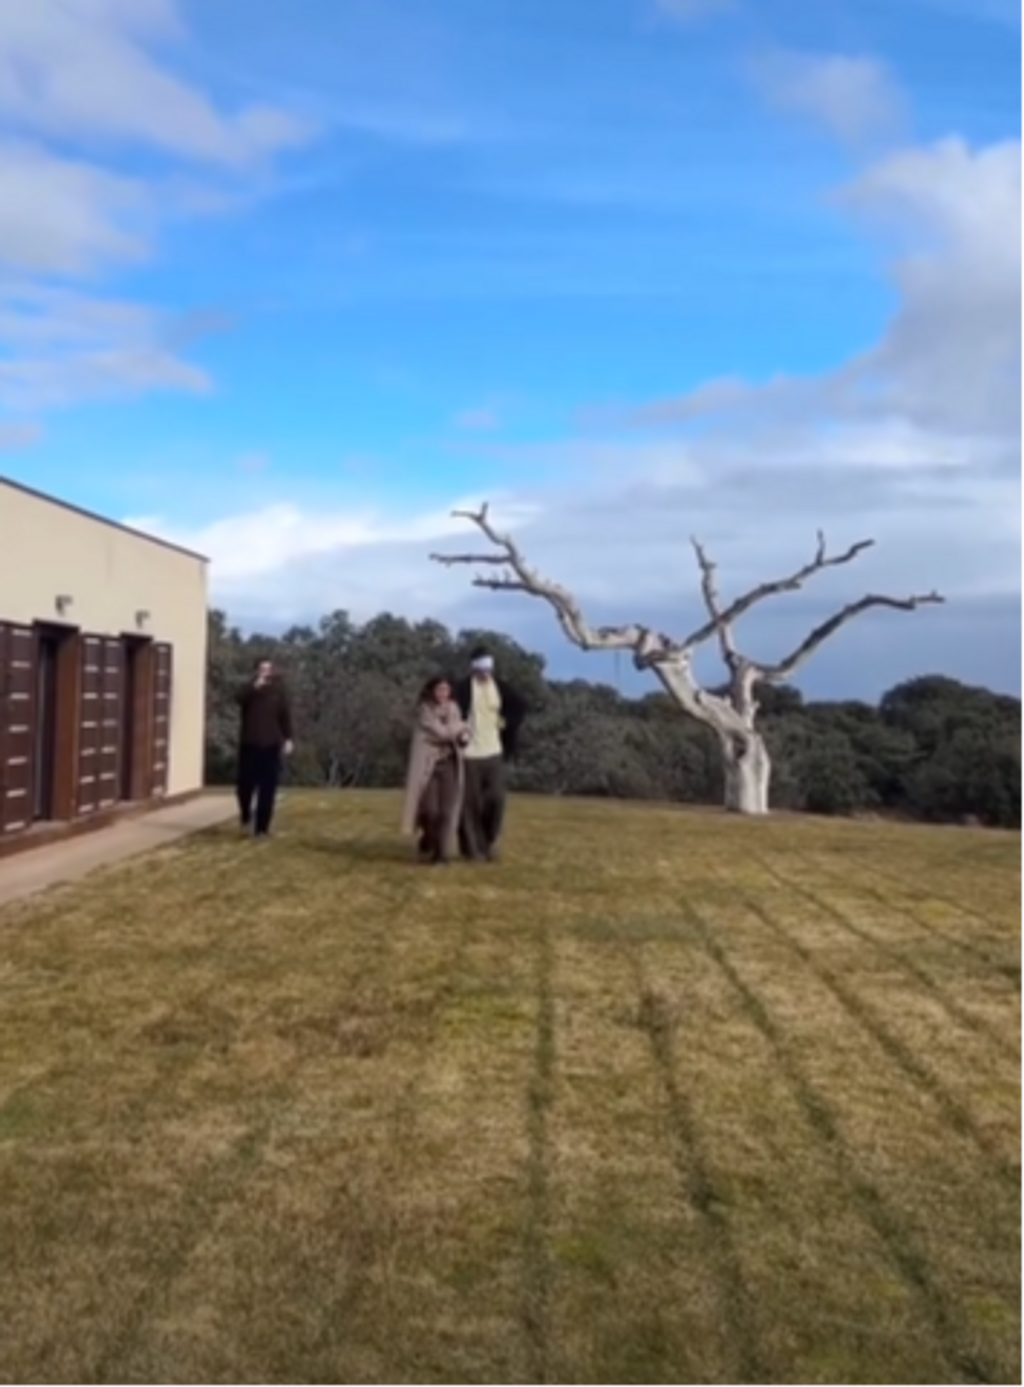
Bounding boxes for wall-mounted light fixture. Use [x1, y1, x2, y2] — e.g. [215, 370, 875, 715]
[55, 594, 73, 616]
[135, 608, 151, 630]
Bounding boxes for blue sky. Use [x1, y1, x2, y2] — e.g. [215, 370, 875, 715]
[0, 0, 1019, 698]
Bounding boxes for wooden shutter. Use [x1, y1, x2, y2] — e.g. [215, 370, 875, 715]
[150, 642, 172, 797]
[0, 623, 36, 836]
[76, 636, 124, 815]
[75, 636, 103, 816]
[96, 637, 123, 810]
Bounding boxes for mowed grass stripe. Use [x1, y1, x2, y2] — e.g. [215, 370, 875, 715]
[681, 898, 1012, 1385]
[118, 973, 534, 1381]
[585, 810, 999, 1381]
[682, 904, 993, 1381]
[694, 866, 1018, 1214]
[548, 919, 755, 1384]
[1, 812, 425, 1384]
[791, 836, 1021, 987]
[0, 791, 1019, 1384]
[733, 866, 1019, 1184]
[114, 831, 538, 1382]
[743, 848, 1021, 1065]
[825, 835, 1022, 977]
[629, 928, 955, 1385]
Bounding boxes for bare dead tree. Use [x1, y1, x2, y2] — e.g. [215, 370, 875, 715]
[430, 504, 944, 814]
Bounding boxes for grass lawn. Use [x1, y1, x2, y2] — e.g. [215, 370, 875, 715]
[0, 791, 1019, 1385]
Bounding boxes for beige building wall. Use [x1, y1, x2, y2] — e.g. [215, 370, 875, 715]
[0, 481, 208, 798]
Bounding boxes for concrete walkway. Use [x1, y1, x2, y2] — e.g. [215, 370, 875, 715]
[0, 794, 236, 910]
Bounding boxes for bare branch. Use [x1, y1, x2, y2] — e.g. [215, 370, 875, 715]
[765, 591, 946, 680]
[683, 531, 876, 649]
[691, 537, 739, 668]
[430, 504, 680, 662]
[431, 503, 943, 700]
[429, 501, 944, 814]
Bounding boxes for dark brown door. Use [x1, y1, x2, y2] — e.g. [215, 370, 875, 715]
[119, 638, 138, 800]
[0, 623, 36, 836]
[118, 636, 156, 801]
[33, 632, 60, 820]
[75, 635, 124, 815]
[25, 623, 80, 824]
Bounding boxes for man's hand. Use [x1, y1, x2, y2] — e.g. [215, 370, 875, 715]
[283, 740, 294, 757]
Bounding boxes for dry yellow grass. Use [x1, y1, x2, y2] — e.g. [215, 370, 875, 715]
[0, 791, 1019, 1385]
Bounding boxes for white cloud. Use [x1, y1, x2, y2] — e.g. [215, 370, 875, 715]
[0, 283, 212, 410]
[750, 50, 907, 145]
[126, 427, 1020, 697]
[0, 140, 152, 275]
[128, 494, 543, 600]
[627, 137, 1021, 447]
[126, 128, 1020, 697]
[3, 11, 1015, 695]
[841, 136, 1019, 263]
[840, 138, 1021, 440]
[0, 0, 311, 166]
[133, 418, 1017, 618]
[0, 0, 313, 417]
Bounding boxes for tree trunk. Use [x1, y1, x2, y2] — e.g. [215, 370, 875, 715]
[655, 659, 772, 814]
[721, 731, 771, 815]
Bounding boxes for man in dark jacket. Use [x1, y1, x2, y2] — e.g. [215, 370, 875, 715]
[452, 645, 527, 862]
[235, 657, 294, 837]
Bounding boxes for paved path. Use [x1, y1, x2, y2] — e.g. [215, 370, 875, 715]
[0, 794, 235, 910]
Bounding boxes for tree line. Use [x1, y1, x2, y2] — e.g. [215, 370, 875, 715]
[205, 609, 1021, 829]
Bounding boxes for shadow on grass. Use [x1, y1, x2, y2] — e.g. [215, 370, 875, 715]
[294, 834, 420, 867]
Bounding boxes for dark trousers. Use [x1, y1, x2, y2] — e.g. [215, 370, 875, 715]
[236, 743, 282, 835]
[459, 754, 507, 859]
[417, 755, 459, 862]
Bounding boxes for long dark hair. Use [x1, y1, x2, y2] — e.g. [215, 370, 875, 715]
[417, 674, 452, 706]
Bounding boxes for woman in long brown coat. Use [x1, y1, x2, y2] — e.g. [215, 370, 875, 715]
[400, 676, 471, 865]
